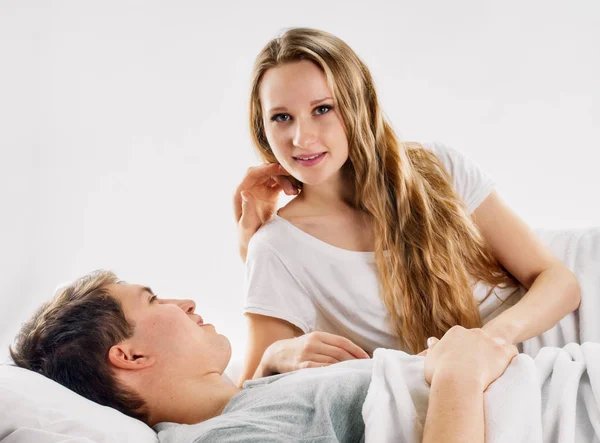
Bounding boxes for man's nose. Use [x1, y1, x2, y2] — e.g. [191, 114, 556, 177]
[164, 298, 196, 314]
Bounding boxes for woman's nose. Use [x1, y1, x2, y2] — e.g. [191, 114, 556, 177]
[293, 119, 318, 149]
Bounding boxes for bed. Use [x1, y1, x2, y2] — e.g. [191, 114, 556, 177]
[1, 227, 598, 442]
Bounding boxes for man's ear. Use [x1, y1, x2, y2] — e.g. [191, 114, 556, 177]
[108, 341, 155, 370]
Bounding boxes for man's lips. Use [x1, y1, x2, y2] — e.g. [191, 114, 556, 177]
[190, 315, 216, 331]
[190, 314, 204, 326]
[194, 317, 214, 329]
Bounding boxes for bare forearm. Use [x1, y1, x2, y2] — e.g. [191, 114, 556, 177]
[253, 346, 278, 379]
[483, 265, 580, 344]
[422, 372, 484, 443]
[239, 244, 248, 263]
[239, 343, 279, 386]
[239, 315, 299, 386]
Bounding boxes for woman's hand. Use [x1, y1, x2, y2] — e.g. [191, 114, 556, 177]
[257, 331, 370, 376]
[233, 163, 299, 262]
[424, 326, 518, 391]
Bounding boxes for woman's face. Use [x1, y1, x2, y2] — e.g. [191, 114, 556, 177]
[258, 60, 349, 186]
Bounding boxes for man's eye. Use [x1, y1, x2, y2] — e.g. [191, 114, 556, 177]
[271, 113, 291, 122]
[314, 105, 332, 115]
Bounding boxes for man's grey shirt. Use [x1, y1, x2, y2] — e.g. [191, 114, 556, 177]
[154, 359, 373, 442]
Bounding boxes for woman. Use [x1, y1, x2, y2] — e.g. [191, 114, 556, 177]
[234, 27, 580, 384]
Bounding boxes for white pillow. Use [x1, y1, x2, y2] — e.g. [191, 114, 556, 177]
[0, 364, 158, 443]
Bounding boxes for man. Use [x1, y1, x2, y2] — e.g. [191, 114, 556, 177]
[10, 270, 517, 442]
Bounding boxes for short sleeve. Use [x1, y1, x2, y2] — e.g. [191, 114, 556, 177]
[424, 141, 495, 213]
[243, 241, 316, 333]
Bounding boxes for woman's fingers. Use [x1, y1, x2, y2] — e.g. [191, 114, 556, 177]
[238, 192, 261, 233]
[318, 332, 370, 359]
[504, 344, 519, 361]
[241, 163, 284, 188]
[427, 337, 439, 348]
[314, 343, 358, 362]
[416, 337, 439, 357]
[309, 354, 341, 365]
[233, 163, 283, 220]
[272, 175, 299, 195]
[234, 163, 296, 220]
[297, 361, 330, 370]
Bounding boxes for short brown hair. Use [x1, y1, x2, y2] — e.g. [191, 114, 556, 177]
[9, 270, 149, 422]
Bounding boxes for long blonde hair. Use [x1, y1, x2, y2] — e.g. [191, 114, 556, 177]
[249, 28, 516, 353]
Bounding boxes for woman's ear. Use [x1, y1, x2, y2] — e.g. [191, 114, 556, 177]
[108, 342, 155, 370]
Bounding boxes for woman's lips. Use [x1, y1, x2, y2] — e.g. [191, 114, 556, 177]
[293, 152, 326, 167]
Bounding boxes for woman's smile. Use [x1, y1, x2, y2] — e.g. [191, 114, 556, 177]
[293, 152, 327, 166]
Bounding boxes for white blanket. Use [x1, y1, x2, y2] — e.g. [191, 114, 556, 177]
[363, 227, 600, 442]
[363, 342, 600, 443]
[519, 228, 600, 356]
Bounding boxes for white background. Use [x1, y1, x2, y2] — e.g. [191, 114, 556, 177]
[1, 0, 598, 362]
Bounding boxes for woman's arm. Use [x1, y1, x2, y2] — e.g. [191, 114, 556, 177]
[473, 191, 581, 344]
[241, 314, 371, 386]
[421, 327, 518, 443]
[422, 372, 484, 443]
[233, 163, 299, 262]
[238, 313, 300, 386]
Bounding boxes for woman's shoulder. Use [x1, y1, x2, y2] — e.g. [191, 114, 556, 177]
[246, 214, 296, 258]
[419, 141, 457, 164]
[414, 141, 477, 179]
[248, 215, 285, 245]
[416, 140, 495, 213]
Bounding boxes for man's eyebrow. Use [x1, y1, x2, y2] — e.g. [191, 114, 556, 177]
[141, 286, 154, 295]
[140, 286, 156, 302]
[140, 286, 156, 303]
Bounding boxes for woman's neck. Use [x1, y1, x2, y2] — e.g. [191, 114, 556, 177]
[298, 168, 355, 213]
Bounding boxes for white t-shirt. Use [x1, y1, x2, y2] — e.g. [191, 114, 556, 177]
[243, 141, 521, 354]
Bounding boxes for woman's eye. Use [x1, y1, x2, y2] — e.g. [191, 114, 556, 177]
[271, 113, 291, 122]
[314, 105, 332, 115]
[149, 295, 158, 303]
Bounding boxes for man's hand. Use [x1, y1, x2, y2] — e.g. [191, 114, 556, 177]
[233, 163, 299, 262]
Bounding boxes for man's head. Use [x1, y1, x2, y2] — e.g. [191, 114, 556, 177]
[9, 270, 231, 424]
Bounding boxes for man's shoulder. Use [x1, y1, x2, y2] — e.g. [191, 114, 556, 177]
[155, 418, 286, 443]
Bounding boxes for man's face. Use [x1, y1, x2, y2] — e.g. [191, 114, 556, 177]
[107, 283, 231, 374]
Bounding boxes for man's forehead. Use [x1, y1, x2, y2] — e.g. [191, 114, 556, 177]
[105, 283, 150, 300]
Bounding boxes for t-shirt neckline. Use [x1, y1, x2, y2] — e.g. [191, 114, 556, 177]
[271, 214, 376, 261]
